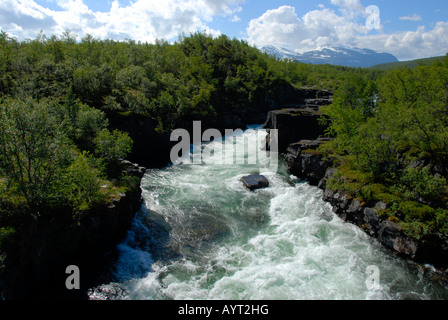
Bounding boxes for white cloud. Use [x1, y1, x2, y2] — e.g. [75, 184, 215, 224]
[357, 22, 448, 60]
[203, 0, 243, 16]
[0, 0, 57, 39]
[330, 0, 364, 12]
[246, 6, 302, 47]
[399, 14, 422, 21]
[247, 5, 448, 60]
[247, 5, 367, 52]
[0, 0, 244, 42]
[231, 15, 241, 23]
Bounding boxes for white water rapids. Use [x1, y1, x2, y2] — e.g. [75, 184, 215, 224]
[88, 127, 448, 300]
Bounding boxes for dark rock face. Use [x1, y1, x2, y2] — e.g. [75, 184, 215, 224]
[262, 89, 331, 154]
[268, 86, 332, 110]
[322, 188, 419, 259]
[0, 161, 146, 300]
[263, 108, 328, 154]
[108, 112, 174, 169]
[285, 139, 332, 185]
[241, 175, 270, 191]
[321, 185, 448, 273]
[283, 139, 448, 274]
[286, 144, 448, 276]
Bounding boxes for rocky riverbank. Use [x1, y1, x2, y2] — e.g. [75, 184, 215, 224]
[263, 102, 448, 281]
[0, 161, 146, 300]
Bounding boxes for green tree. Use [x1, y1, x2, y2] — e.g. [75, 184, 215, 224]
[73, 65, 102, 104]
[378, 63, 448, 162]
[93, 129, 133, 172]
[349, 117, 394, 177]
[395, 166, 447, 203]
[55, 151, 105, 213]
[0, 31, 14, 96]
[74, 103, 109, 148]
[0, 98, 71, 211]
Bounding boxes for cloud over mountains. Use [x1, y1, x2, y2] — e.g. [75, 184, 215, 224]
[246, 3, 448, 61]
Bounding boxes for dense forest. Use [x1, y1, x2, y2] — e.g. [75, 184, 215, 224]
[0, 29, 447, 287]
[370, 55, 445, 71]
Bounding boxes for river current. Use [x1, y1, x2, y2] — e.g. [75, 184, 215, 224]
[88, 126, 448, 300]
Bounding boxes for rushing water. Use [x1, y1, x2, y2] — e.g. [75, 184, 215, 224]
[89, 127, 448, 300]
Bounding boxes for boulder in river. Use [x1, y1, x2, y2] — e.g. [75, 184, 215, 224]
[241, 175, 270, 191]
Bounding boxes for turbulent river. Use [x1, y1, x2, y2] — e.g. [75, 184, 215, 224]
[89, 126, 448, 300]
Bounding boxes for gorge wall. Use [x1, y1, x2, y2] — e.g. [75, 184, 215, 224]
[1, 84, 332, 300]
[0, 162, 146, 300]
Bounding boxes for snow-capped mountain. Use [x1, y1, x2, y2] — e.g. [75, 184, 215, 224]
[262, 45, 398, 68]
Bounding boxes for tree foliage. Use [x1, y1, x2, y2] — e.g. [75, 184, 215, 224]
[0, 98, 71, 211]
[94, 129, 133, 173]
[0, 30, 372, 132]
[321, 56, 448, 238]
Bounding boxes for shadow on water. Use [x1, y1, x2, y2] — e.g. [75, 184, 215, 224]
[86, 199, 240, 300]
[84, 206, 176, 299]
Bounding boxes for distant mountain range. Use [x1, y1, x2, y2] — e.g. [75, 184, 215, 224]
[262, 45, 399, 68]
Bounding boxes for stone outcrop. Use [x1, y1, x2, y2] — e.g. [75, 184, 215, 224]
[322, 187, 420, 257]
[108, 112, 175, 169]
[321, 186, 448, 274]
[285, 138, 332, 186]
[263, 108, 328, 154]
[267, 86, 332, 111]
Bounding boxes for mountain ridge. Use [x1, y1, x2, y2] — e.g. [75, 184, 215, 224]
[262, 45, 399, 68]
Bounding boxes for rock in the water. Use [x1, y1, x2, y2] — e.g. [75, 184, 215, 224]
[241, 175, 269, 191]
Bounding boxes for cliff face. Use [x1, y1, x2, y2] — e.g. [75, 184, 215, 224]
[263, 101, 448, 279]
[0, 161, 146, 300]
[108, 112, 174, 169]
[262, 92, 332, 153]
[263, 109, 327, 153]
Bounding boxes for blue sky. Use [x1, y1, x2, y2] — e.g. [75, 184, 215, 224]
[211, 0, 447, 37]
[1, 0, 447, 60]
